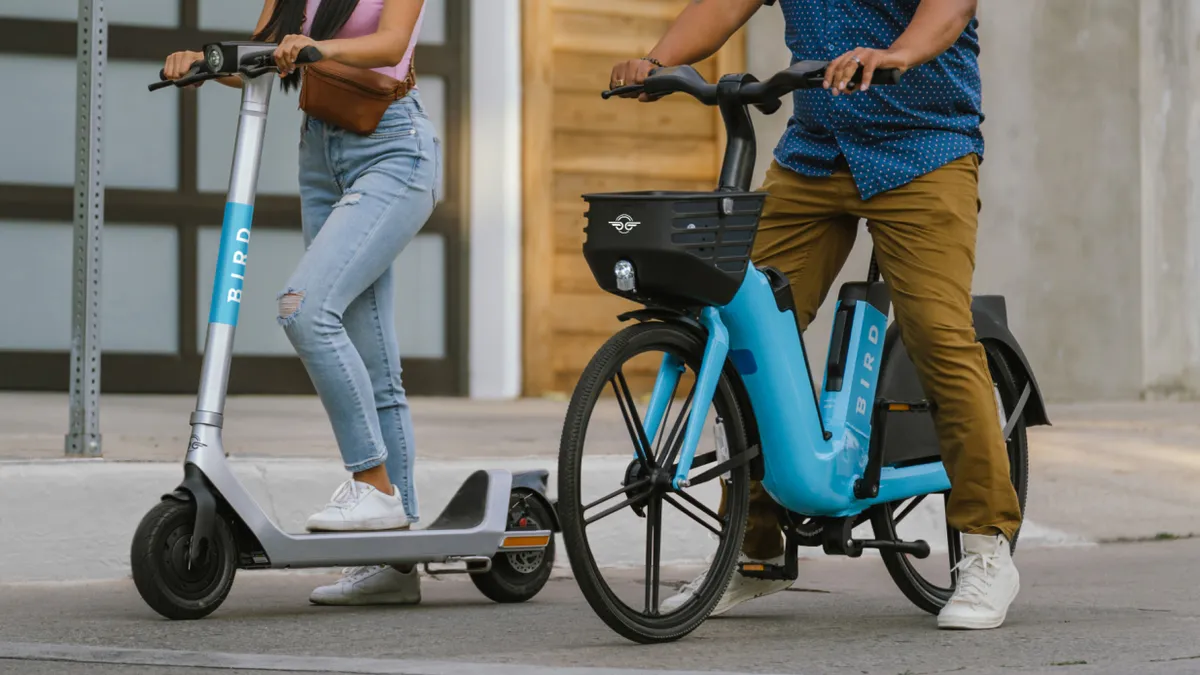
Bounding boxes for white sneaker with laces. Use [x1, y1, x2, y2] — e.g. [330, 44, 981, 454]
[305, 480, 410, 532]
[661, 554, 792, 616]
[938, 533, 1020, 630]
[309, 565, 421, 606]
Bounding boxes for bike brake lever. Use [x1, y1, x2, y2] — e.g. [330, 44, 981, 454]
[602, 84, 645, 99]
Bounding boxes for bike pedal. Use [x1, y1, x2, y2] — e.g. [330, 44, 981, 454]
[737, 562, 796, 581]
[882, 399, 934, 413]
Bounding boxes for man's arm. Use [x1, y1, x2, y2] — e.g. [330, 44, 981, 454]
[609, 0, 764, 99]
[825, 0, 978, 95]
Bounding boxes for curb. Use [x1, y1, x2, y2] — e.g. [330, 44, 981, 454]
[0, 456, 1091, 583]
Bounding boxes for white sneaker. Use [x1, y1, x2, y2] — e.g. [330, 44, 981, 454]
[309, 565, 421, 606]
[938, 533, 1020, 630]
[305, 480, 410, 532]
[661, 554, 793, 616]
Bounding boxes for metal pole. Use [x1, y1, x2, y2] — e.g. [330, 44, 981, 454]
[65, 0, 106, 457]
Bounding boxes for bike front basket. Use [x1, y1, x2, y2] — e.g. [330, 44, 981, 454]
[581, 190, 766, 307]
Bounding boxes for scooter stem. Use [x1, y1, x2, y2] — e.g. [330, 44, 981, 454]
[194, 75, 273, 422]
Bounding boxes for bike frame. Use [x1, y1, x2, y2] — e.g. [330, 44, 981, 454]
[642, 269, 951, 517]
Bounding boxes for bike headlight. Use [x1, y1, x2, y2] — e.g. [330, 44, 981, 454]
[614, 260, 636, 292]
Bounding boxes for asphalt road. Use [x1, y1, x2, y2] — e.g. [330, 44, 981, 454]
[1, 539, 1197, 675]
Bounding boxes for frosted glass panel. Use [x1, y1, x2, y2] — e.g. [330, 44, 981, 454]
[102, 226, 180, 352]
[0, 56, 178, 189]
[416, 75, 445, 202]
[197, 84, 304, 195]
[198, 0, 263, 33]
[0, 222, 72, 350]
[419, 0, 446, 45]
[196, 228, 444, 358]
[394, 233, 445, 358]
[197, 227, 305, 356]
[0, 221, 179, 353]
[1, 0, 179, 26]
[0, 55, 75, 186]
[106, 60, 180, 190]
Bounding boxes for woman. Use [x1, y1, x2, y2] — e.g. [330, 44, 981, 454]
[162, 0, 437, 606]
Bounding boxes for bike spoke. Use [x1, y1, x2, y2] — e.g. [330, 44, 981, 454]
[892, 494, 927, 525]
[585, 490, 651, 526]
[582, 478, 651, 513]
[657, 383, 696, 467]
[653, 370, 682, 458]
[611, 370, 655, 470]
[644, 493, 663, 615]
[671, 486, 724, 526]
[663, 494, 722, 537]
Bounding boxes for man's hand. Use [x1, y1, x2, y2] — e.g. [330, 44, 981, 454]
[609, 58, 657, 101]
[823, 47, 911, 95]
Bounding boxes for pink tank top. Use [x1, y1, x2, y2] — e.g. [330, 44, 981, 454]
[302, 0, 424, 80]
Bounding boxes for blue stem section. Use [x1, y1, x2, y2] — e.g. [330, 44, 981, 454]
[639, 353, 685, 460]
[209, 202, 254, 327]
[672, 307, 729, 489]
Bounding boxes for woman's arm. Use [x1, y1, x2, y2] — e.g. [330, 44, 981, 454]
[160, 0, 276, 89]
[274, 0, 423, 74]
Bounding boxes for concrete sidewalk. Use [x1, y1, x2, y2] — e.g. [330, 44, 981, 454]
[1, 393, 1198, 582]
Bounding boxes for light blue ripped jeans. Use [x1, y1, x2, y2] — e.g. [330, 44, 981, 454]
[279, 91, 440, 522]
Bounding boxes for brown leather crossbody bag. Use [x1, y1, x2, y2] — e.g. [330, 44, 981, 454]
[299, 59, 416, 135]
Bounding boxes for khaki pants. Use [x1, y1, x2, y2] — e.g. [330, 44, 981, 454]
[738, 155, 1023, 560]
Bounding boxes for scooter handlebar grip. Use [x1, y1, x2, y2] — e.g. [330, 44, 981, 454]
[295, 46, 323, 65]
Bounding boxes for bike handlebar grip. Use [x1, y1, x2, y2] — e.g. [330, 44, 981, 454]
[869, 68, 902, 85]
[295, 46, 324, 65]
[754, 99, 783, 115]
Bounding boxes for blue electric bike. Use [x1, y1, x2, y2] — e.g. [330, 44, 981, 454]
[556, 62, 1049, 643]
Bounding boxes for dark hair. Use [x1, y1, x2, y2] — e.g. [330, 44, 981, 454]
[252, 0, 360, 92]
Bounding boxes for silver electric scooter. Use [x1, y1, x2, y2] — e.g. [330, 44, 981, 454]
[132, 42, 557, 620]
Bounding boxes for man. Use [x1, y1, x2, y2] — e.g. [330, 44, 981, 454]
[609, 0, 1021, 630]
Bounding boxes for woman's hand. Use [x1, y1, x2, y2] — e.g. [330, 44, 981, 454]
[823, 47, 910, 95]
[273, 34, 325, 76]
[163, 50, 204, 80]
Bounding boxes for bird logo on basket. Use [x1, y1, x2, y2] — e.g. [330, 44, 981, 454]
[610, 214, 640, 234]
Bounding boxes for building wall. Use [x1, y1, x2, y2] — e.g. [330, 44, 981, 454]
[520, 0, 746, 396]
[745, 0, 1200, 402]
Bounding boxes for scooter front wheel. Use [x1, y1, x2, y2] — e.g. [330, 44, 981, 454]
[131, 499, 237, 620]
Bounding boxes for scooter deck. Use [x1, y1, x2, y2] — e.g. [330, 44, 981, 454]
[186, 430, 549, 568]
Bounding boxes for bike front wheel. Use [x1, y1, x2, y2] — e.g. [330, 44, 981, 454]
[558, 321, 751, 644]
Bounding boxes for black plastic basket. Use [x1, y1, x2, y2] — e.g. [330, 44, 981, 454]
[581, 191, 766, 307]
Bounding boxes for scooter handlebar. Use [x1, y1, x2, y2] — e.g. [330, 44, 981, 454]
[148, 45, 323, 92]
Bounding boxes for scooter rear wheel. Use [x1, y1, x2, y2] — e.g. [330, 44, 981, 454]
[471, 490, 557, 603]
[131, 499, 237, 620]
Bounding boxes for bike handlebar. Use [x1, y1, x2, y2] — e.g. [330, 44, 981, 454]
[149, 44, 323, 92]
[601, 60, 902, 114]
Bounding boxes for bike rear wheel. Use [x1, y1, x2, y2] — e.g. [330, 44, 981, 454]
[872, 341, 1030, 614]
[558, 321, 751, 643]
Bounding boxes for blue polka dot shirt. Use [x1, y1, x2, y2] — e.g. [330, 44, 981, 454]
[765, 0, 985, 200]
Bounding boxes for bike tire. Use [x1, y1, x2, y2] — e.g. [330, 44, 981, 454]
[872, 340, 1030, 615]
[558, 321, 751, 644]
